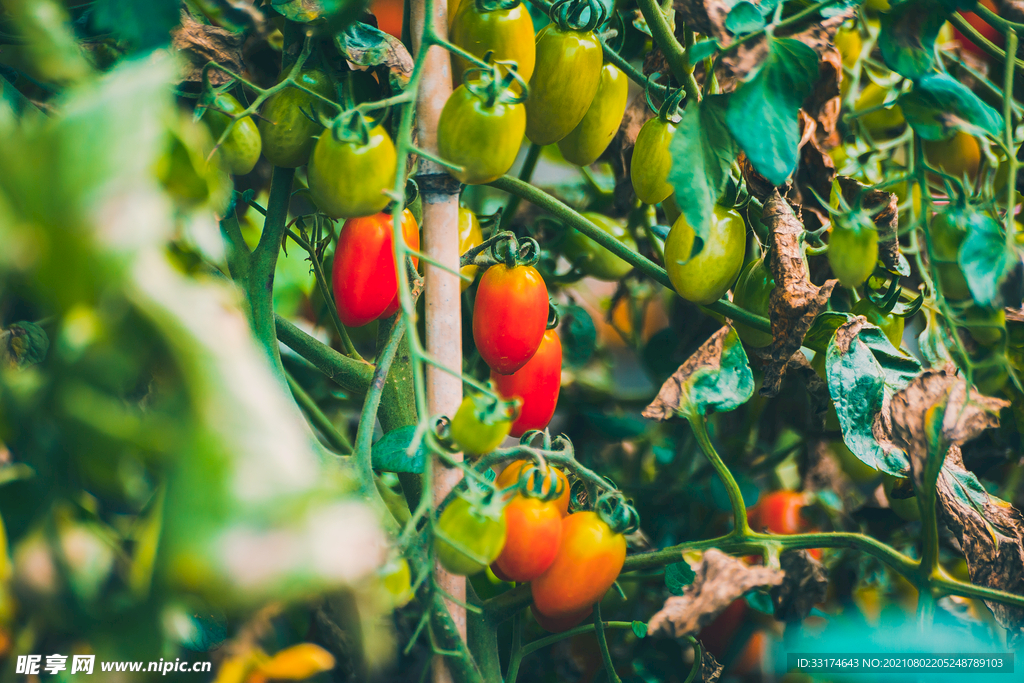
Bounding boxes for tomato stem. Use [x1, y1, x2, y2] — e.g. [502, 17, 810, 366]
[499, 143, 542, 230]
[286, 371, 353, 454]
[634, 0, 699, 103]
[686, 411, 751, 536]
[593, 603, 623, 683]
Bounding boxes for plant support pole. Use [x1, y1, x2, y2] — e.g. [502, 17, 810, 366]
[410, 0, 465, 680]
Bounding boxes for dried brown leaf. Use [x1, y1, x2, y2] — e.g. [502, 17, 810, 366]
[1005, 307, 1024, 324]
[647, 549, 784, 638]
[761, 191, 838, 397]
[835, 177, 901, 274]
[642, 326, 730, 421]
[171, 11, 245, 85]
[771, 550, 828, 622]
[697, 645, 724, 683]
[739, 153, 782, 202]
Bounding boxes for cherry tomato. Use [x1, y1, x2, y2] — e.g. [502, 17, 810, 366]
[631, 116, 677, 205]
[473, 263, 549, 373]
[557, 63, 629, 166]
[332, 210, 419, 327]
[828, 224, 878, 289]
[489, 561, 513, 582]
[952, 0, 1003, 59]
[558, 213, 636, 281]
[379, 215, 420, 320]
[530, 604, 592, 632]
[531, 511, 626, 618]
[308, 123, 397, 218]
[258, 70, 335, 168]
[495, 460, 570, 516]
[855, 81, 905, 138]
[459, 207, 484, 291]
[882, 474, 920, 521]
[748, 491, 821, 559]
[923, 131, 981, 184]
[851, 297, 903, 348]
[929, 213, 971, 301]
[450, 394, 514, 455]
[525, 23, 603, 145]
[962, 305, 1005, 347]
[438, 82, 526, 185]
[202, 93, 262, 176]
[492, 329, 562, 437]
[379, 557, 413, 607]
[732, 256, 775, 348]
[664, 205, 746, 305]
[450, 0, 536, 86]
[494, 494, 563, 581]
[434, 496, 507, 576]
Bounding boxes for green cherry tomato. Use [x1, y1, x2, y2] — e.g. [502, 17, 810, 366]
[557, 63, 629, 166]
[450, 0, 536, 86]
[929, 213, 971, 301]
[923, 131, 981, 184]
[558, 212, 636, 281]
[828, 224, 878, 289]
[664, 205, 746, 305]
[524, 23, 603, 146]
[202, 93, 262, 176]
[434, 497, 507, 576]
[855, 81, 904, 138]
[438, 83, 526, 185]
[450, 394, 514, 455]
[631, 116, 677, 205]
[882, 474, 920, 522]
[851, 298, 904, 348]
[379, 557, 413, 607]
[307, 124, 397, 218]
[962, 305, 1006, 347]
[258, 70, 335, 168]
[732, 256, 775, 347]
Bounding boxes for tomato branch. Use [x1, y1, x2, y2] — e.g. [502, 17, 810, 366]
[274, 314, 375, 394]
[286, 371, 353, 454]
[634, 0, 700, 102]
[503, 621, 636, 683]
[948, 12, 1024, 70]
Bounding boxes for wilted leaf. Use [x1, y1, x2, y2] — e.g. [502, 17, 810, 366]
[898, 72, 1003, 141]
[770, 550, 828, 622]
[877, 0, 947, 79]
[335, 22, 413, 91]
[697, 644, 724, 683]
[647, 549, 784, 638]
[171, 12, 245, 85]
[760, 191, 838, 396]
[665, 560, 697, 595]
[958, 213, 1021, 309]
[803, 311, 852, 353]
[642, 326, 754, 420]
[371, 425, 426, 473]
[1, 321, 49, 368]
[559, 304, 596, 367]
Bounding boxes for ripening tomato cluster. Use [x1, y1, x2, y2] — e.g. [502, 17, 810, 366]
[434, 460, 630, 631]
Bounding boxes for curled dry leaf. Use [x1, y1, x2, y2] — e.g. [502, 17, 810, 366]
[796, 110, 836, 230]
[835, 177, 903, 276]
[761, 190, 838, 397]
[647, 548, 784, 638]
[171, 11, 246, 85]
[770, 550, 828, 622]
[335, 23, 414, 91]
[696, 644, 724, 683]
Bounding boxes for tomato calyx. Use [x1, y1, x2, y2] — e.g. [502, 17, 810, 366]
[549, 0, 606, 32]
[863, 274, 924, 319]
[595, 491, 640, 535]
[461, 230, 541, 270]
[511, 463, 568, 504]
[323, 108, 376, 147]
[644, 78, 684, 125]
[472, 0, 522, 15]
[463, 56, 529, 106]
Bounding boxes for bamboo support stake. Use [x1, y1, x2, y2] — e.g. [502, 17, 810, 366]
[410, 0, 465, 679]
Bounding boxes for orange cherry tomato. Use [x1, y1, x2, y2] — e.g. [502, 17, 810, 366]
[494, 460, 570, 516]
[492, 329, 562, 437]
[493, 494, 563, 582]
[747, 490, 821, 560]
[473, 263, 549, 374]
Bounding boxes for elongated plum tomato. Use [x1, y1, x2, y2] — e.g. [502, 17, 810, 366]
[732, 256, 775, 348]
[559, 213, 636, 281]
[923, 131, 981, 183]
[450, 0, 536, 86]
[459, 207, 483, 291]
[557, 63, 629, 166]
[495, 460, 570, 516]
[492, 330, 562, 437]
[530, 604, 592, 633]
[437, 83, 526, 185]
[851, 297, 903, 348]
[434, 497, 507, 576]
[631, 117, 677, 205]
[494, 494, 563, 581]
[473, 263, 549, 373]
[258, 69, 335, 168]
[378, 217, 420, 320]
[531, 511, 626, 618]
[747, 490, 820, 559]
[664, 205, 746, 305]
[828, 224, 877, 288]
[202, 93, 262, 176]
[524, 23, 603, 145]
[450, 395, 513, 455]
[332, 210, 418, 327]
[307, 124, 397, 218]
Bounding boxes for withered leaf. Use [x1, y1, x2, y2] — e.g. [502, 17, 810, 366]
[835, 177, 905, 276]
[697, 644, 724, 683]
[761, 190, 838, 397]
[770, 550, 828, 622]
[642, 326, 753, 421]
[335, 22, 413, 91]
[171, 12, 245, 85]
[648, 549, 784, 638]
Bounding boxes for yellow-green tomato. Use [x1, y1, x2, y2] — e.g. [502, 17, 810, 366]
[664, 206, 746, 305]
[450, 0, 536, 86]
[524, 23, 603, 145]
[307, 124, 397, 218]
[202, 93, 262, 175]
[557, 63, 629, 166]
[559, 212, 636, 281]
[962, 305, 1006, 347]
[828, 224, 878, 288]
[851, 298, 904, 348]
[732, 256, 775, 347]
[438, 84, 526, 185]
[379, 557, 413, 607]
[855, 81, 905, 138]
[450, 395, 513, 455]
[882, 474, 920, 521]
[930, 213, 971, 301]
[631, 117, 677, 205]
[434, 497, 507, 576]
[258, 70, 335, 168]
[459, 207, 483, 291]
[832, 440, 881, 485]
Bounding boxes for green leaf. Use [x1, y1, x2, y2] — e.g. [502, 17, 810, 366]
[371, 425, 427, 473]
[958, 212, 1020, 308]
[335, 22, 414, 91]
[632, 620, 648, 638]
[559, 304, 597, 367]
[688, 327, 755, 415]
[91, 0, 180, 50]
[745, 589, 774, 615]
[665, 561, 696, 595]
[725, 37, 819, 185]
[877, 0, 946, 80]
[668, 95, 740, 259]
[725, 2, 765, 34]
[898, 73, 1003, 141]
[2, 321, 49, 368]
[689, 39, 720, 63]
[804, 311, 853, 354]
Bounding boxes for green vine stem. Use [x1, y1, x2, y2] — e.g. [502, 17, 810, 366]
[634, 0, 700, 101]
[948, 12, 1024, 70]
[1004, 29, 1019, 252]
[286, 371, 353, 454]
[686, 411, 750, 535]
[593, 603, 623, 683]
[504, 621, 636, 683]
[275, 314, 374, 395]
[500, 142, 543, 230]
[720, 0, 847, 55]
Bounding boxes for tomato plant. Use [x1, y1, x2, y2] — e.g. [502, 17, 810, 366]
[664, 204, 746, 305]
[450, 392, 516, 455]
[495, 460, 571, 516]
[449, 0, 536, 87]
[557, 63, 629, 166]
[307, 118, 397, 218]
[493, 481, 563, 581]
[201, 92, 262, 176]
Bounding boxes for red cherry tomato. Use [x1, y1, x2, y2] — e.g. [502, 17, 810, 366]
[747, 490, 821, 560]
[379, 219, 420, 320]
[492, 330, 562, 437]
[952, 0, 1003, 59]
[530, 604, 593, 633]
[493, 494, 563, 582]
[473, 263, 549, 374]
[530, 511, 626, 618]
[494, 460, 570, 517]
[331, 210, 419, 327]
